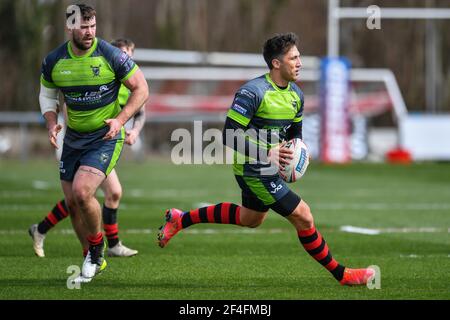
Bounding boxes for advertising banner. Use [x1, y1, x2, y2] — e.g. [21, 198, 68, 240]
[319, 57, 351, 163]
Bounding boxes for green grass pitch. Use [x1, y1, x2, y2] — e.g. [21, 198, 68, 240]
[0, 159, 449, 299]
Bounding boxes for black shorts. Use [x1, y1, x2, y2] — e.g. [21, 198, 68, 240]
[60, 126, 125, 181]
[234, 175, 301, 217]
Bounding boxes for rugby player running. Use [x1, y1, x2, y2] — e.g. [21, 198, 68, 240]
[157, 33, 374, 286]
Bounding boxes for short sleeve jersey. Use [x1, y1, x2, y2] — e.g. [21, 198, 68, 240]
[40, 37, 138, 133]
[227, 73, 304, 177]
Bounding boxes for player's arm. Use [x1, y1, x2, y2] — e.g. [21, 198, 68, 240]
[125, 106, 146, 145]
[104, 69, 148, 140]
[222, 87, 292, 166]
[223, 118, 292, 167]
[40, 55, 64, 148]
[39, 83, 62, 149]
[222, 117, 267, 161]
[222, 88, 266, 161]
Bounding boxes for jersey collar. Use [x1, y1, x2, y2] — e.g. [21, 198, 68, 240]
[67, 37, 98, 59]
[265, 73, 291, 92]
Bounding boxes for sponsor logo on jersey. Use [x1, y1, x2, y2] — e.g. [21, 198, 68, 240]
[232, 104, 247, 115]
[239, 89, 256, 99]
[66, 91, 103, 103]
[60, 70, 72, 75]
[119, 52, 128, 64]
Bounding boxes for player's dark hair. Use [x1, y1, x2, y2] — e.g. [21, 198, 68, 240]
[111, 38, 135, 52]
[66, 4, 96, 21]
[263, 32, 298, 69]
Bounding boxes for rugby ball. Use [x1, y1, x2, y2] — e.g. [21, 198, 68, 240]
[279, 138, 309, 183]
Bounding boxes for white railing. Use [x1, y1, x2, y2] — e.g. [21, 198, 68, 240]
[134, 48, 320, 69]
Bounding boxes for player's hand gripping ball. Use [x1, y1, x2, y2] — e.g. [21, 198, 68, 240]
[279, 138, 310, 183]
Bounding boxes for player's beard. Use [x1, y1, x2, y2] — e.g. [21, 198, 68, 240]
[72, 33, 94, 51]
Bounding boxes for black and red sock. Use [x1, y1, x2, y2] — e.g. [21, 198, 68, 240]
[37, 199, 69, 234]
[298, 226, 345, 281]
[181, 203, 241, 228]
[87, 232, 104, 247]
[103, 205, 119, 248]
[86, 232, 104, 263]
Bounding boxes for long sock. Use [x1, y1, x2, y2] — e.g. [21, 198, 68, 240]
[103, 205, 119, 248]
[37, 199, 69, 234]
[181, 203, 241, 228]
[297, 226, 345, 281]
[87, 232, 104, 247]
[86, 232, 104, 263]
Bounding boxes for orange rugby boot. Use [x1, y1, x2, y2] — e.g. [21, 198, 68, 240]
[340, 267, 376, 286]
[157, 208, 184, 248]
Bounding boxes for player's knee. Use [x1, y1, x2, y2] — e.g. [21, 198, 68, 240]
[72, 186, 91, 207]
[105, 187, 122, 205]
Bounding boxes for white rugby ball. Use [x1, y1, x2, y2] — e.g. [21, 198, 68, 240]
[279, 138, 309, 183]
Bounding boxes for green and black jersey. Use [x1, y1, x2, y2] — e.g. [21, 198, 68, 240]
[40, 37, 138, 133]
[225, 74, 304, 177]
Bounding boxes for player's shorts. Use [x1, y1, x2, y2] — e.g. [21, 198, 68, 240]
[234, 174, 301, 216]
[60, 126, 125, 181]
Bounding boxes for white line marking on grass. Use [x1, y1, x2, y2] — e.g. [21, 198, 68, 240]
[340, 226, 380, 235]
[31, 181, 51, 190]
[400, 254, 422, 258]
[399, 254, 449, 259]
[128, 189, 145, 198]
[340, 225, 448, 235]
[0, 204, 51, 211]
[125, 229, 152, 234]
[195, 202, 213, 208]
[381, 227, 447, 233]
[0, 191, 37, 198]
